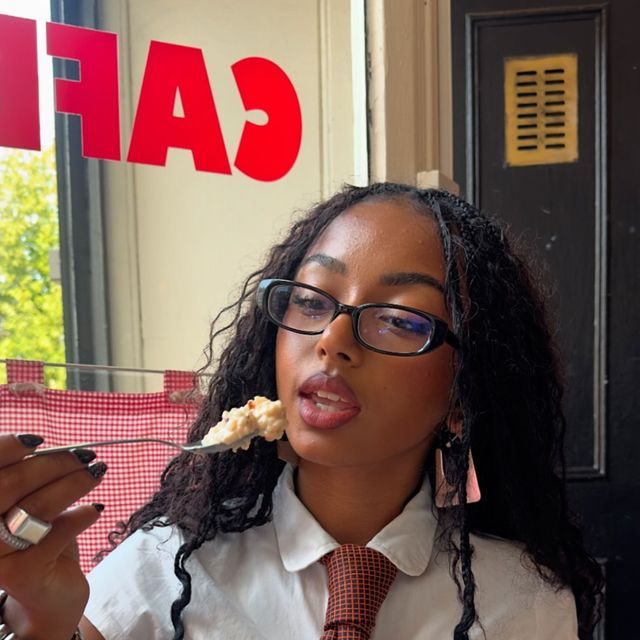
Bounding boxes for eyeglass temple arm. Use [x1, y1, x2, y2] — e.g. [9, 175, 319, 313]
[445, 330, 460, 349]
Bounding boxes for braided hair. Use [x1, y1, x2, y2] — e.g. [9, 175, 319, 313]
[113, 183, 603, 639]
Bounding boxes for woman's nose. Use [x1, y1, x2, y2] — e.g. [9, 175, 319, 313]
[314, 312, 364, 366]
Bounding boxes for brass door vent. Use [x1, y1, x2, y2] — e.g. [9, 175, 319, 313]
[504, 53, 578, 166]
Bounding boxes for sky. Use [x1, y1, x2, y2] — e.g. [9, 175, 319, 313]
[0, 0, 55, 147]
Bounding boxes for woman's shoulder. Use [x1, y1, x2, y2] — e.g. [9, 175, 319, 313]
[469, 530, 528, 566]
[85, 521, 278, 639]
[84, 524, 183, 638]
[469, 530, 560, 592]
[467, 531, 578, 637]
[95, 521, 184, 566]
[92, 518, 276, 575]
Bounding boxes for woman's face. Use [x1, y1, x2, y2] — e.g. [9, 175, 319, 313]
[275, 198, 456, 473]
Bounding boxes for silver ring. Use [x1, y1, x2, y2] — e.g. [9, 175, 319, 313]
[6, 506, 52, 545]
[1, 506, 52, 548]
[0, 590, 18, 639]
[0, 623, 17, 640]
[0, 516, 30, 551]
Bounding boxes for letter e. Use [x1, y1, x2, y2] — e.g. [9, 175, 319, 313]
[47, 22, 121, 160]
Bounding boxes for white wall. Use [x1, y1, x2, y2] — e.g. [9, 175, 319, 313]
[367, 0, 454, 185]
[99, 0, 361, 385]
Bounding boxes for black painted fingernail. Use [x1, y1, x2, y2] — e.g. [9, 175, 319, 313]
[87, 462, 107, 479]
[72, 448, 97, 464]
[17, 434, 44, 448]
[92, 503, 105, 513]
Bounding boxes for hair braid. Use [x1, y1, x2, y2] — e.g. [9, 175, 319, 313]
[453, 514, 477, 640]
[426, 192, 480, 636]
[170, 540, 195, 640]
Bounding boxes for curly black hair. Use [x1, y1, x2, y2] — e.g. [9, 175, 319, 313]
[113, 182, 603, 640]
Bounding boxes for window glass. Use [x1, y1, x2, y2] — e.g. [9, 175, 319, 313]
[0, 0, 64, 387]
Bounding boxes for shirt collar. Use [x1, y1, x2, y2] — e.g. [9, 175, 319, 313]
[272, 465, 437, 577]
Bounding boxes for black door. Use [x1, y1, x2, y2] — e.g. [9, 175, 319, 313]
[452, 1, 639, 638]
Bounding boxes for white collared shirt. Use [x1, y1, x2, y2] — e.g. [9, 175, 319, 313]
[85, 465, 578, 639]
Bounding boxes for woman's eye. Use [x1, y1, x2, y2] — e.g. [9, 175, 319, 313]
[378, 313, 431, 336]
[291, 293, 331, 315]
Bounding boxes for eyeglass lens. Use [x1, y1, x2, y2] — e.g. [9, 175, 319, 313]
[267, 283, 435, 354]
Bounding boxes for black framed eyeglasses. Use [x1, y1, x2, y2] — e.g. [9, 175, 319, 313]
[256, 278, 459, 357]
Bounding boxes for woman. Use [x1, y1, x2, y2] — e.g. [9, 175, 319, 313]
[0, 183, 603, 639]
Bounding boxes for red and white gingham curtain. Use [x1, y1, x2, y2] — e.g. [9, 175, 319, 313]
[0, 360, 201, 572]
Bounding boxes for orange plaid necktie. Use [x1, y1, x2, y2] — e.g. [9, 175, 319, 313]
[320, 544, 398, 639]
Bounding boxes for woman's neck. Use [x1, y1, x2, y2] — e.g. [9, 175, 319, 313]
[294, 458, 425, 546]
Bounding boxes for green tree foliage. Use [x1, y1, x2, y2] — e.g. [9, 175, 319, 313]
[0, 147, 65, 387]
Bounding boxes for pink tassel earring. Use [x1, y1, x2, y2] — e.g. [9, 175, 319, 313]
[435, 428, 481, 508]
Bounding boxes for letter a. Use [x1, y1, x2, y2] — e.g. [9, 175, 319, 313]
[127, 41, 231, 174]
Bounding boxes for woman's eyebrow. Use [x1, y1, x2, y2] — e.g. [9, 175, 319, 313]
[300, 255, 445, 292]
[380, 272, 445, 293]
[300, 253, 347, 274]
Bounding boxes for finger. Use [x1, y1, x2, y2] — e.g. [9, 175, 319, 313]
[0, 504, 103, 589]
[0, 433, 45, 467]
[0, 450, 99, 514]
[16, 462, 108, 524]
[0, 462, 107, 557]
[30, 503, 104, 561]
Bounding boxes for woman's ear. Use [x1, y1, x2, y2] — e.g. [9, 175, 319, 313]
[445, 407, 464, 438]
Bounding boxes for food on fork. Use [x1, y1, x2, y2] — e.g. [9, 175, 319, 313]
[201, 396, 287, 451]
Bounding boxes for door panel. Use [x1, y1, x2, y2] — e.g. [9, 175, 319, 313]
[452, 1, 640, 637]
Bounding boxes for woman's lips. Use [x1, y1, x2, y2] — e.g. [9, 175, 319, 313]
[297, 373, 361, 430]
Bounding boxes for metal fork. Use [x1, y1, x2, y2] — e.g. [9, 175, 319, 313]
[32, 434, 259, 456]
